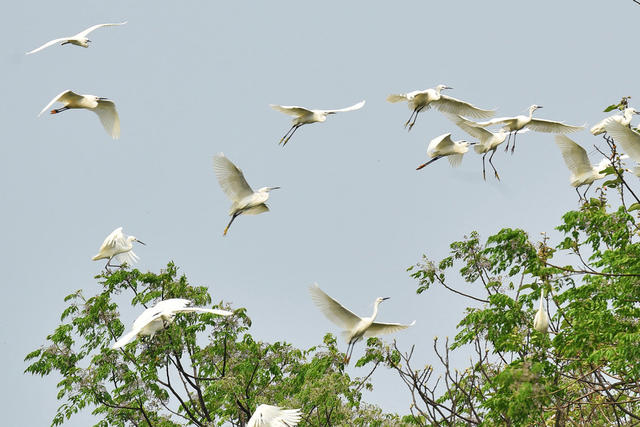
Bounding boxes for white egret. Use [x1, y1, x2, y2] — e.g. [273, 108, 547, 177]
[555, 135, 609, 201]
[590, 107, 638, 135]
[533, 288, 550, 333]
[112, 298, 232, 349]
[309, 283, 415, 363]
[247, 404, 302, 427]
[213, 153, 279, 236]
[270, 100, 365, 146]
[475, 105, 583, 153]
[92, 227, 145, 269]
[416, 133, 473, 170]
[26, 21, 127, 55]
[603, 120, 640, 176]
[386, 84, 494, 131]
[38, 90, 120, 139]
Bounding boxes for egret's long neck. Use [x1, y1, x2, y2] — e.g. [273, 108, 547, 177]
[371, 301, 381, 321]
[529, 106, 536, 119]
[539, 288, 545, 311]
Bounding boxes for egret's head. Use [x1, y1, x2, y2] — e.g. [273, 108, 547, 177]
[129, 236, 146, 245]
[436, 84, 452, 92]
[375, 297, 390, 305]
[78, 38, 91, 48]
[530, 104, 543, 113]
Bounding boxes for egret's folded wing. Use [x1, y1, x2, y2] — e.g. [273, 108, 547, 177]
[324, 100, 365, 114]
[38, 89, 75, 116]
[554, 135, 593, 176]
[364, 320, 416, 337]
[309, 283, 361, 330]
[527, 118, 583, 134]
[604, 121, 640, 163]
[270, 105, 313, 117]
[26, 37, 69, 55]
[243, 204, 269, 215]
[76, 21, 128, 38]
[213, 154, 254, 201]
[94, 100, 120, 139]
[434, 95, 495, 119]
[386, 94, 408, 103]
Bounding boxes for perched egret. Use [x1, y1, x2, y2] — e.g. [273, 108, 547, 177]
[270, 100, 365, 146]
[555, 135, 609, 201]
[416, 133, 473, 170]
[112, 298, 232, 349]
[309, 283, 415, 363]
[213, 153, 279, 236]
[26, 21, 127, 55]
[92, 227, 145, 269]
[247, 404, 302, 427]
[38, 90, 120, 139]
[475, 105, 583, 153]
[603, 120, 640, 176]
[590, 107, 638, 135]
[533, 288, 550, 333]
[386, 84, 494, 131]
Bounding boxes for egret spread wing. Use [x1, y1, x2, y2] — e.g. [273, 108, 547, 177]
[112, 329, 139, 349]
[113, 306, 164, 349]
[248, 404, 302, 427]
[526, 118, 583, 134]
[555, 135, 593, 176]
[322, 100, 366, 114]
[604, 121, 640, 163]
[428, 133, 454, 153]
[364, 320, 416, 337]
[213, 154, 254, 202]
[94, 100, 120, 139]
[386, 94, 408, 103]
[445, 114, 492, 142]
[309, 283, 361, 330]
[176, 307, 233, 316]
[26, 37, 70, 55]
[76, 21, 128, 38]
[270, 105, 313, 117]
[433, 95, 495, 119]
[99, 227, 124, 251]
[38, 90, 77, 116]
[114, 250, 139, 265]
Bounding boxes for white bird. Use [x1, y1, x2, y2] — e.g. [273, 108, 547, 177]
[309, 283, 415, 363]
[270, 100, 365, 146]
[475, 105, 583, 153]
[247, 404, 302, 427]
[555, 135, 610, 201]
[533, 288, 550, 333]
[92, 227, 145, 269]
[213, 153, 279, 236]
[112, 298, 233, 349]
[386, 84, 494, 131]
[603, 120, 640, 176]
[26, 21, 127, 55]
[590, 107, 638, 135]
[416, 133, 474, 170]
[38, 90, 120, 139]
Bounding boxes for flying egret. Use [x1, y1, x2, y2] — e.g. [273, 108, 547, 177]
[26, 21, 127, 55]
[555, 135, 610, 201]
[590, 107, 638, 135]
[533, 288, 550, 333]
[309, 283, 415, 363]
[416, 133, 474, 170]
[386, 84, 494, 131]
[270, 100, 365, 146]
[475, 105, 583, 153]
[112, 298, 233, 349]
[38, 90, 120, 139]
[213, 153, 279, 236]
[92, 227, 145, 269]
[603, 120, 640, 176]
[247, 404, 302, 427]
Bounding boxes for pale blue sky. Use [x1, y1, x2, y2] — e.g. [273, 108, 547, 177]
[3, 1, 639, 425]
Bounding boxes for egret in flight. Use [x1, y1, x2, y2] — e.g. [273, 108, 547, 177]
[247, 404, 302, 427]
[213, 153, 279, 236]
[555, 135, 609, 201]
[475, 105, 583, 153]
[270, 100, 365, 146]
[533, 288, 550, 333]
[416, 133, 473, 170]
[386, 84, 494, 131]
[112, 298, 232, 349]
[26, 21, 127, 55]
[309, 283, 415, 363]
[38, 90, 120, 139]
[590, 107, 638, 135]
[603, 120, 640, 176]
[92, 227, 144, 269]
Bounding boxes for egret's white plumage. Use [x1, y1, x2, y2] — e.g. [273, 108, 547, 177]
[92, 227, 144, 268]
[38, 90, 120, 139]
[533, 288, 550, 333]
[270, 100, 365, 146]
[386, 84, 494, 131]
[555, 135, 609, 200]
[112, 298, 233, 349]
[213, 153, 279, 236]
[309, 283, 415, 362]
[590, 107, 638, 135]
[247, 404, 302, 427]
[416, 133, 473, 170]
[26, 21, 127, 54]
[603, 121, 640, 176]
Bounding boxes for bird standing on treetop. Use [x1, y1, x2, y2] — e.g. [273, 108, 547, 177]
[92, 227, 145, 269]
[590, 107, 638, 136]
[533, 288, 550, 333]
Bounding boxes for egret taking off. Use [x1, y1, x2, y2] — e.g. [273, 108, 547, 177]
[386, 84, 494, 131]
[603, 120, 640, 176]
[213, 153, 279, 236]
[533, 288, 550, 333]
[247, 404, 302, 427]
[475, 105, 583, 153]
[26, 21, 127, 55]
[416, 133, 473, 170]
[555, 135, 609, 201]
[38, 90, 120, 139]
[92, 227, 145, 269]
[112, 298, 232, 349]
[590, 107, 638, 135]
[309, 283, 415, 363]
[270, 100, 365, 146]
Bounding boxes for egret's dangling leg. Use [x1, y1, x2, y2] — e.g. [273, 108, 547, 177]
[488, 150, 500, 180]
[279, 124, 301, 146]
[223, 212, 241, 236]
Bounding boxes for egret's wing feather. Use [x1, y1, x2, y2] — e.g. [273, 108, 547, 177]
[322, 100, 366, 114]
[604, 121, 640, 163]
[99, 227, 124, 251]
[434, 95, 495, 119]
[176, 307, 233, 316]
[38, 90, 75, 116]
[248, 404, 301, 427]
[76, 21, 128, 38]
[364, 320, 416, 337]
[555, 135, 593, 175]
[112, 330, 139, 349]
[527, 118, 583, 134]
[386, 94, 407, 103]
[309, 283, 361, 330]
[473, 117, 514, 127]
[444, 113, 492, 141]
[114, 250, 139, 265]
[447, 153, 464, 167]
[270, 105, 313, 117]
[213, 154, 254, 201]
[93, 100, 120, 139]
[428, 133, 454, 152]
[26, 37, 69, 55]
[243, 204, 269, 215]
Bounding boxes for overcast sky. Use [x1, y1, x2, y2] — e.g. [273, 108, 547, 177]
[3, 1, 639, 425]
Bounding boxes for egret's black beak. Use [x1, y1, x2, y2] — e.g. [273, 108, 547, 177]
[136, 239, 146, 245]
[382, 297, 390, 301]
